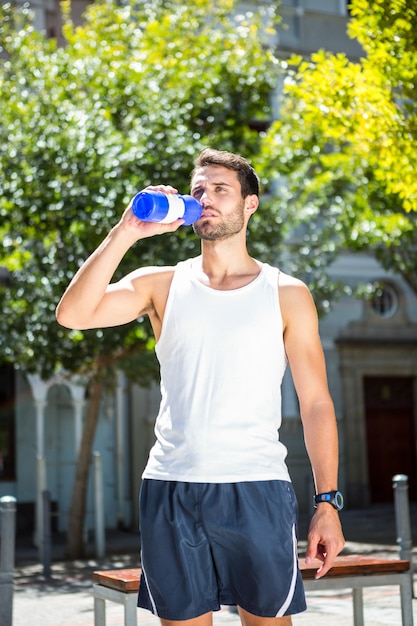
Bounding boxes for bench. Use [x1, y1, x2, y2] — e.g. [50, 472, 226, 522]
[92, 555, 414, 626]
[301, 556, 414, 626]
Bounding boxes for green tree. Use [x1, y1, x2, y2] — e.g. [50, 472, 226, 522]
[258, 0, 417, 298]
[0, 0, 283, 557]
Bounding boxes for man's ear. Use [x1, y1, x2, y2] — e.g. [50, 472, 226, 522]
[245, 194, 259, 216]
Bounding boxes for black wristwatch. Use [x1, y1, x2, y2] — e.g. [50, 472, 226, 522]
[314, 490, 344, 511]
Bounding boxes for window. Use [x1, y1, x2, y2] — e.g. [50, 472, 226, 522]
[0, 364, 16, 481]
[281, 0, 346, 14]
[371, 283, 398, 319]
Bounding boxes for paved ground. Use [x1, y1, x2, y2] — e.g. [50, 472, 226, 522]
[10, 503, 417, 626]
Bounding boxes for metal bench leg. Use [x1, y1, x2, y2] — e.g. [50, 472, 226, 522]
[124, 594, 138, 626]
[94, 595, 106, 626]
[352, 588, 364, 626]
[400, 574, 414, 626]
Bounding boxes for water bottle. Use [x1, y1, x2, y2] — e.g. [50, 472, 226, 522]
[131, 190, 202, 226]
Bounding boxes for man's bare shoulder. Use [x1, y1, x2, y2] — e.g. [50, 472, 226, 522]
[115, 265, 176, 294]
[107, 265, 176, 310]
[125, 265, 177, 281]
[278, 270, 311, 295]
[278, 271, 317, 327]
[105, 265, 177, 330]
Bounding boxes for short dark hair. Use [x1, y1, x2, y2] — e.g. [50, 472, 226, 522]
[191, 148, 260, 198]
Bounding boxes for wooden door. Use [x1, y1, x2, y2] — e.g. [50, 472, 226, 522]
[363, 376, 417, 502]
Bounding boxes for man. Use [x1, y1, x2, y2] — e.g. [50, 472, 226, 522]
[56, 148, 345, 626]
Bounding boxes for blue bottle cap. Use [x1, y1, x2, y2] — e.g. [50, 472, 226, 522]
[131, 191, 169, 222]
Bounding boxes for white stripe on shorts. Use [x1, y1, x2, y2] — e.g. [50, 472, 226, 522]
[141, 559, 159, 617]
[275, 523, 298, 617]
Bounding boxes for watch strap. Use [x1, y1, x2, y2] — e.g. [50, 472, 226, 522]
[314, 490, 344, 510]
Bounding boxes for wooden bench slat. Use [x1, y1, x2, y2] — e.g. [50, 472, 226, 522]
[93, 556, 411, 593]
[299, 556, 411, 579]
[93, 568, 142, 592]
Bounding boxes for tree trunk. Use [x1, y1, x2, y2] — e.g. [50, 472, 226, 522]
[66, 376, 104, 559]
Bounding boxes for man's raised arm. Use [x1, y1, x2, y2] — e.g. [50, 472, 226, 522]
[56, 186, 183, 330]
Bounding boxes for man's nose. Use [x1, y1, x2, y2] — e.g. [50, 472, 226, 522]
[199, 191, 211, 205]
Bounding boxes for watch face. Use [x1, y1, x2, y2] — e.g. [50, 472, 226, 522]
[334, 491, 344, 510]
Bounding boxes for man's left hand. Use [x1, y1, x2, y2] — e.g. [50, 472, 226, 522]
[305, 505, 345, 578]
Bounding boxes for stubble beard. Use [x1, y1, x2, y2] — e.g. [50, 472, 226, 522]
[193, 199, 245, 241]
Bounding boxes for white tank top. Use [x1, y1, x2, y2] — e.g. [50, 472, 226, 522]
[142, 257, 291, 483]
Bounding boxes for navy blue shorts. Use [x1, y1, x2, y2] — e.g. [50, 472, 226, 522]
[137, 480, 306, 620]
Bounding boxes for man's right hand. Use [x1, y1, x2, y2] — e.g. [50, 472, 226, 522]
[118, 184, 185, 243]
